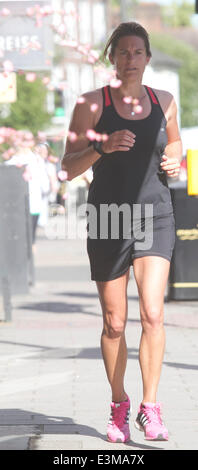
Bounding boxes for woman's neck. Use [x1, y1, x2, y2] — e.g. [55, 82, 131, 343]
[113, 80, 145, 100]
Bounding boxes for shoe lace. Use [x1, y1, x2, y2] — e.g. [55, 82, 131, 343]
[144, 404, 162, 425]
[156, 403, 163, 424]
[110, 403, 129, 426]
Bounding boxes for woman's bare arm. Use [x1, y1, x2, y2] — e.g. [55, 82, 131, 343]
[61, 94, 102, 180]
[155, 90, 182, 177]
[164, 97, 183, 161]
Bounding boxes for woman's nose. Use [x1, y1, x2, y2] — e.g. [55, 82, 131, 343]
[126, 52, 134, 61]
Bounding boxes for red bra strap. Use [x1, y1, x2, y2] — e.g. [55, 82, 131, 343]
[103, 85, 111, 107]
[145, 86, 158, 105]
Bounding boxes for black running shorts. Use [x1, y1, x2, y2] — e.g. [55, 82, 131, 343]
[87, 213, 175, 282]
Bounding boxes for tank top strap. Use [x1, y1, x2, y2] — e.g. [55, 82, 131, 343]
[102, 85, 112, 108]
[145, 85, 165, 118]
[145, 85, 159, 105]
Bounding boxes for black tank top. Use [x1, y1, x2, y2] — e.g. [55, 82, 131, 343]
[87, 85, 173, 217]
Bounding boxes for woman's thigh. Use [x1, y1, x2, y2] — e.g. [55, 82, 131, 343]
[133, 256, 170, 320]
[96, 268, 130, 327]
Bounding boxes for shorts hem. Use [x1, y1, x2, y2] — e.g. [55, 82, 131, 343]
[90, 265, 130, 282]
[131, 252, 172, 263]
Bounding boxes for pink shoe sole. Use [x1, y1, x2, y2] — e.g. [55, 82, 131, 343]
[135, 420, 168, 441]
[107, 435, 131, 443]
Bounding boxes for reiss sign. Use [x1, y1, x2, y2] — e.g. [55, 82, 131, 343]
[0, 1, 53, 71]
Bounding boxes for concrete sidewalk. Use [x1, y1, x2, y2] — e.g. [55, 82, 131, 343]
[0, 227, 198, 451]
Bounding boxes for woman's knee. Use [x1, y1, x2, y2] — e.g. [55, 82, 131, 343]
[102, 309, 127, 339]
[140, 304, 164, 331]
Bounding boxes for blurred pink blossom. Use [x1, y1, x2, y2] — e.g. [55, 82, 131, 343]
[58, 82, 68, 90]
[95, 133, 102, 142]
[16, 130, 24, 138]
[35, 15, 42, 28]
[48, 155, 59, 164]
[47, 84, 54, 91]
[87, 56, 95, 64]
[29, 40, 41, 50]
[90, 103, 98, 112]
[42, 77, 50, 85]
[77, 96, 86, 104]
[40, 6, 53, 16]
[0, 127, 14, 138]
[24, 131, 34, 140]
[1, 8, 11, 16]
[110, 78, 122, 88]
[8, 147, 16, 157]
[90, 49, 99, 60]
[67, 131, 77, 142]
[77, 45, 88, 55]
[20, 48, 29, 55]
[23, 168, 32, 182]
[123, 96, 132, 104]
[15, 161, 25, 168]
[2, 151, 10, 160]
[86, 129, 96, 141]
[84, 43, 91, 51]
[58, 170, 68, 181]
[43, 5, 54, 15]
[102, 134, 109, 142]
[23, 140, 35, 148]
[3, 60, 14, 73]
[133, 105, 142, 114]
[37, 131, 47, 140]
[60, 40, 77, 48]
[26, 7, 35, 16]
[26, 72, 37, 82]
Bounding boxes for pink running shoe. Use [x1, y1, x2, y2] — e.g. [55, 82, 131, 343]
[135, 402, 168, 440]
[107, 395, 131, 443]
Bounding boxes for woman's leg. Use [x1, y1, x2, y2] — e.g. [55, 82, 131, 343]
[133, 256, 170, 404]
[31, 214, 39, 254]
[96, 268, 130, 403]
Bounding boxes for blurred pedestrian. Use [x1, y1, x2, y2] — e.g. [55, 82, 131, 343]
[5, 145, 46, 253]
[34, 142, 58, 227]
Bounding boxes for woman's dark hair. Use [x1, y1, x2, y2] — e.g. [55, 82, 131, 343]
[103, 22, 152, 60]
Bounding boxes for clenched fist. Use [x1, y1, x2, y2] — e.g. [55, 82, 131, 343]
[102, 130, 136, 153]
[160, 154, 181, 178]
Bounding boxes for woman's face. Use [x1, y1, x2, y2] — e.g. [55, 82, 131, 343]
[36, 145, 48, 159]
[109, 35, 150, 83]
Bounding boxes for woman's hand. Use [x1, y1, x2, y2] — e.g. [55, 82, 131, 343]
[160, 154, 180, 178]
[102, 129, 136, 153]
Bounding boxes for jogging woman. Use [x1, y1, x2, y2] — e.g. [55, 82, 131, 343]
[62, 22, 182, 442]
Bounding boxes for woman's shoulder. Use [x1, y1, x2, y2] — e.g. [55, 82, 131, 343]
[80, 87, 103, 105]
[151, 87, 174, 105]
[79, 88, 104, 126]
[150, 87, 175, 119]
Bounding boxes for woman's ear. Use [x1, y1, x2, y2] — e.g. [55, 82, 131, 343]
[109, 52, 114, 65]
[146, 56, 151, 66]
